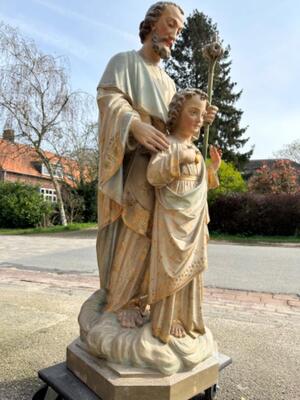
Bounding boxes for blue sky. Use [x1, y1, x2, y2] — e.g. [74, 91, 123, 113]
[1, 0, 299, 159]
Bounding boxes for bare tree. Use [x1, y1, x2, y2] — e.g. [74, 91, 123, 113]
[0, 22, 96, 225]
[273, 139, 300, 164]
[61, 92, 98, 185]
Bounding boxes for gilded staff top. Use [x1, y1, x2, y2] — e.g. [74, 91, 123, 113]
[202, 33, 224, 62]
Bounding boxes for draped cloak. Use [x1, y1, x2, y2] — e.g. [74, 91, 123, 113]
[96, 50, 176, 310]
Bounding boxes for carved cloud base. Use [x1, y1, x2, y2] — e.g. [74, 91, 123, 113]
[78, 289, 218, 376]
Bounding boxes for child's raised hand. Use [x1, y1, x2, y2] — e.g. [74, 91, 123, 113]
[209, 145, 222, 171]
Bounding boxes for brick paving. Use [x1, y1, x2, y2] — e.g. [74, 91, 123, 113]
[204, 287, 300, 315]
[1, 267, 299, 315]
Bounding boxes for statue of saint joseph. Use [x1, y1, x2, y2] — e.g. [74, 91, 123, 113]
[77, 2, 220, 375]
[95, 1, 218, 343]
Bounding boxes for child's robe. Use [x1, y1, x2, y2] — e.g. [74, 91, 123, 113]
[147, 136, 219, 343]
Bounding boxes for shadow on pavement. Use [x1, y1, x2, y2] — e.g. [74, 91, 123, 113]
[0, 377, 42, 400]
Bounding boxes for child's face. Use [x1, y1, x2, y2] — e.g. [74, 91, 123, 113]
[175, 95, 207, 139]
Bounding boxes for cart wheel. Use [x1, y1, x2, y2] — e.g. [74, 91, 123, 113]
[32, 385, 64, 400]
[203, 384, 219, 400]
[32, 384, 48, 400]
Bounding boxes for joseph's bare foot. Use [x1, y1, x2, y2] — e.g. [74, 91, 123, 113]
[170, 320, 186, 338]
[117, 308, 145, 328]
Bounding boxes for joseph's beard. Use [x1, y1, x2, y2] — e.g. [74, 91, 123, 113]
[152, 33, 172, 59]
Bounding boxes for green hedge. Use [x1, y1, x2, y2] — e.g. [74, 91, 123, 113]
[0, 182, 52, 228]
[209, 192, 300, 236]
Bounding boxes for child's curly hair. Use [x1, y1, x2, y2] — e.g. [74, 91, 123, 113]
[166, 88, 208, 133]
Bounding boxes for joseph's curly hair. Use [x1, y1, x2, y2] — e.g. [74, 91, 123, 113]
[166, 88, 208, 133]
[139, 2, 184, 44]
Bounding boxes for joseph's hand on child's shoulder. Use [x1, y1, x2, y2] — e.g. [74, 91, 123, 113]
[130, 119, 169, 153]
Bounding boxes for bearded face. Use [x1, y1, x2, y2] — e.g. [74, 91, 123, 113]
[151, 32, 172, 60]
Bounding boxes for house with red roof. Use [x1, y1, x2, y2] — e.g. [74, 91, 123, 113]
[0, 129, 80, 202]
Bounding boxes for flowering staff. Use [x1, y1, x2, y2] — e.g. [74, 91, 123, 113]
[202, 33, 224, 160]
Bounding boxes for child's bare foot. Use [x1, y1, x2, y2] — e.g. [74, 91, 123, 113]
[117, 308, 145, 328]
[170, 320, 186, 338]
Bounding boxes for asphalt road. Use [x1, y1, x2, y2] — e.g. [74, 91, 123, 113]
[0, 231, 299, 294]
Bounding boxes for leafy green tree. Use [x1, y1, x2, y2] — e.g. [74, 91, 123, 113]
[165, 10, 253, 168]
[207, 160, 247, 203]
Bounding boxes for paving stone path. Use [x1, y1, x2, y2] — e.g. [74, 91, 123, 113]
[1, 267, 299, 316]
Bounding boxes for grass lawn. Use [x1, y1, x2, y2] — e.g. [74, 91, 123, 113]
[0, 222, 97, 235]
[210, 231, 300, 244]
[0, 224, 299, 244]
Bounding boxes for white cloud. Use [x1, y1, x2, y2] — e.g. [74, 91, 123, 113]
[0, 13, 97, 61]
[33, 0, 137, 43]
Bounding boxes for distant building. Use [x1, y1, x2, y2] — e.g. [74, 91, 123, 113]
[0, 129, 79, 202]
[242, 159, 300, 181]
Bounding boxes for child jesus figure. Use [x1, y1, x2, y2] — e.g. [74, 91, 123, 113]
[147, 88, 222, 343]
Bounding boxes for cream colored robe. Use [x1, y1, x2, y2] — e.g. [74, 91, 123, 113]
[96, 50, 176, 311]
[147, 137, 219, 343]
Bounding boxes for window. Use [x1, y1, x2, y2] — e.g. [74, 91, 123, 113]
[40, 187, 57, 203]
[41, 163, 63, 178]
